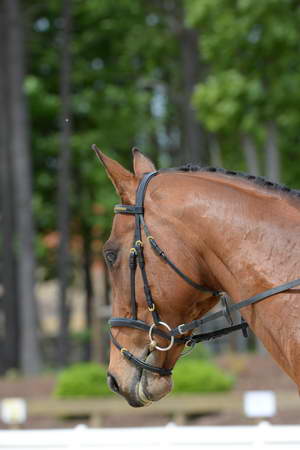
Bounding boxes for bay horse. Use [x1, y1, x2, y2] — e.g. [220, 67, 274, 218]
[93, 144, 300, 407]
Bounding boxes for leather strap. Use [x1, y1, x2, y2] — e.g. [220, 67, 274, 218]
[189, 321, 249, 344]
[142, 217, 220, 295]
[171, 278, 300, 336]
[129, 251, 137, 320]
[109, 318, 186, 344]
[109, 330, 172, 376]
[135, 172, 158, 209]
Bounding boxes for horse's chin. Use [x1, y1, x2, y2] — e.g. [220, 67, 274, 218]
[136, 352, 173, 406]
[137, 381, 153, 406]
[109, 350, 173, 407]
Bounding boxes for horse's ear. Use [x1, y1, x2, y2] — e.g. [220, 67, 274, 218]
[92, 144, 135, 203]
[132, 147, 156, 178]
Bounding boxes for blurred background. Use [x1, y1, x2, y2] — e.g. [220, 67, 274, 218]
[0, 0, 300, 429]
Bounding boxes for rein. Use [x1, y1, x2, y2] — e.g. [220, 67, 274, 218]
[109, 171, 300, 377]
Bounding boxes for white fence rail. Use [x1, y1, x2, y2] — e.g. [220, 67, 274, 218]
[0, 422, 300, 450]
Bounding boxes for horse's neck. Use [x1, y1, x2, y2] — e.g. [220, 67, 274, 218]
[189, 174, 300, 298]
[188, 175, 300, 380]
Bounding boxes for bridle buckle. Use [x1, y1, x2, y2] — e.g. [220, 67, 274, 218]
[177, 324, 186, 335]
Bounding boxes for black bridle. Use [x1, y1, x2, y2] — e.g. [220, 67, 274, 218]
[109, 171, 300, 377]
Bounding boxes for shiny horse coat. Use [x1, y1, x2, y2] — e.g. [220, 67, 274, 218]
[94, 145, 300, 407]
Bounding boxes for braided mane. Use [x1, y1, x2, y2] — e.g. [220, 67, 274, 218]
[176, 164, 299, 198]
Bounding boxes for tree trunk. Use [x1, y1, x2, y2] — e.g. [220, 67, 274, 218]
[57, 0, 72, 366]
[178, 17, 208, 165]
[265, 120, 280, 182]
[4, 0, 41, 373]
[0, 2, 19, 372]
[161, 0, 208, 165]
[241, 134, 260, 175]
[82, 227, 93, 361]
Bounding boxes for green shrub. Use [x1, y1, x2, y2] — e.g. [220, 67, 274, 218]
[173, 359, 234, 394]
[54, 363, 113, 398]
[54, 358, 234, 398]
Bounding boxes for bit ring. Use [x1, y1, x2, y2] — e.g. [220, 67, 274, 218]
[149, 321, 174, 352]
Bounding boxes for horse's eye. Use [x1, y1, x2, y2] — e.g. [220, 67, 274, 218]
[105, 250, 117, 266]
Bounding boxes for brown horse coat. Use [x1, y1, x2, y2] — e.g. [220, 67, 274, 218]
[95, 145, 300, 407]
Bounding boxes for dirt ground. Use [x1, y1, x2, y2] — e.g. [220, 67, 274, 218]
[0, 353, 299, 429]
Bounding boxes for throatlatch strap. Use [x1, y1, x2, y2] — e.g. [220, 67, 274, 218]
[141, 217, 220, 296]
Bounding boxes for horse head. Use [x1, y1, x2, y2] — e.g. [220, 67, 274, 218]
[94, 146, 219, 407]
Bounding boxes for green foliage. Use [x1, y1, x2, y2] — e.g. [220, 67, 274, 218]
[53, 358, 233, 398]
[173, 359, 234, 394]
[54, 363, 113, 398]
[27, 0, 300, 284]
[187, 0, 300, 182]
[25, 0, 181, 279]
[187, 0, 300, 131]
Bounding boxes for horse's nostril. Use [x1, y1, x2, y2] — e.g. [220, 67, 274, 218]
[107, 373, 119, 393]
